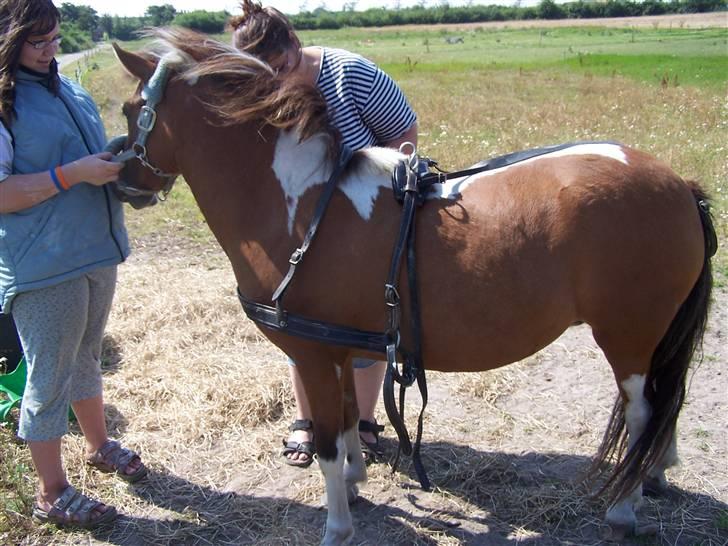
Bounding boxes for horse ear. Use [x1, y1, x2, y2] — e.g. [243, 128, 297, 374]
[113, 42, 156, 82]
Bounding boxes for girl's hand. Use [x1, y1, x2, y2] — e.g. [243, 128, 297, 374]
[63, 153, 124, 187]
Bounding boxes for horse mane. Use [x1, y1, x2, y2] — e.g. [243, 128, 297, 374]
[139, 27, 338, 154]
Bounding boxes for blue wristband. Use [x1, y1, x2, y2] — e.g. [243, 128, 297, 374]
[49, 168, 64, 192]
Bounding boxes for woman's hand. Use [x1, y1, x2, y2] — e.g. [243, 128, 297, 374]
[62, 152, 124, 187]
[0, 153, 125, 213]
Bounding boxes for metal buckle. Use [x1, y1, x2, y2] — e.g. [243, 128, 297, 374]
[289, 248, 303, 265]
[136, 105, 157, 132]
[384, 284, 400, 306]
[386, 343, 398, 368]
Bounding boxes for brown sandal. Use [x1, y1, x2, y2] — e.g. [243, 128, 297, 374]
[32, 485, 117, 529]
[86, 439, 148, 483]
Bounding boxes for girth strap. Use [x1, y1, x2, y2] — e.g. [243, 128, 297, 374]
[238, 289, 388, 352]
[383, 152, 431, 491]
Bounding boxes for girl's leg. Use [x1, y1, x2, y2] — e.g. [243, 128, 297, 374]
[71, 267, 116, 454]
[28, 438, 66, 506]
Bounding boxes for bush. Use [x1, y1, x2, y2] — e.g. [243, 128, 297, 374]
[59, 22, 94, 53]
[173, 10, 228, 33]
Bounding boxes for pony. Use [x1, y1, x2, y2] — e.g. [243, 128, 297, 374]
[111, 28, 716, 546]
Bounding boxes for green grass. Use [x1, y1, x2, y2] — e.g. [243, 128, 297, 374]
[717, 510, 728, 530]
[296, 26, 728, 88]
[0, 421, 38, 540]
[558, 53, 728, 87]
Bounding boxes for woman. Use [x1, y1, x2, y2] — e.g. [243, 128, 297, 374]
[229, 0, 418, 468]
[0, 0, 146, 529]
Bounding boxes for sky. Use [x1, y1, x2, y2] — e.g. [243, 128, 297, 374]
[60, 0, 501, 18]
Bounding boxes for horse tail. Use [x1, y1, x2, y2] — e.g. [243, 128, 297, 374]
[589, 182, 717, 505]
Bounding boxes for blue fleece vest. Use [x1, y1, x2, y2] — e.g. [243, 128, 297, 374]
[0, 68, 130, 313]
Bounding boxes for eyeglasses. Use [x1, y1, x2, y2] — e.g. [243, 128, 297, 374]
[26, 36, 62, 50]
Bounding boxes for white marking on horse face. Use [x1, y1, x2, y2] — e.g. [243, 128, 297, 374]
[621, 374, 650, 449]
[271, 132, 402, 231]
[432, 143, 629, 200]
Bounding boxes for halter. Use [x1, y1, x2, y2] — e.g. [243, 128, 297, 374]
[109, 55, 180, 202]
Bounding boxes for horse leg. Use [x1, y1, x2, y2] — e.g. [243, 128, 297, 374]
[296, 354, 354, 546]
[644, 431, 678, 495]
[603, 371, 651, 538]
[341, 359, 367, 490]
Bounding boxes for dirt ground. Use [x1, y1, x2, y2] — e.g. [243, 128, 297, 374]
[232, 284, 728, 546]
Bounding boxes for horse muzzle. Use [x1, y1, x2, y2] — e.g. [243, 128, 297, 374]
[105, 135, 163, 210]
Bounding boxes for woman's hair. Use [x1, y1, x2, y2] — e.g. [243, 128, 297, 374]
[228, 0, 301, 66]
[0, 0, 60, 125]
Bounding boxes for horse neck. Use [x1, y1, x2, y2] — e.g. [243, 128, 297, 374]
[170, 85, 400, 300]
[175, 115, 299, 300]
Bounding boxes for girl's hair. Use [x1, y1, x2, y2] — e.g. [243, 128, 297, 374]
[228, 0, 301, 65]
[0, 0, 60, 125]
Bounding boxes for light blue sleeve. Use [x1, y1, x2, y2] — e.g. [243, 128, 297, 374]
[0, 122, 12, 182]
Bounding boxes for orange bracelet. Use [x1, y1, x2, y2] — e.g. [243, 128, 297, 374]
[54, 166, 70, 191]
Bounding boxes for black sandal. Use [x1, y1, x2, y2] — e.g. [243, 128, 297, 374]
[281, 419, 315, 468]
[359, 420, 385, 464]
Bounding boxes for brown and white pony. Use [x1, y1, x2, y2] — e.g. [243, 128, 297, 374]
[112, 28, 715, 546]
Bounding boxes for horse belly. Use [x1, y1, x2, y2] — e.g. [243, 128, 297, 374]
[413, 189, 579, 373]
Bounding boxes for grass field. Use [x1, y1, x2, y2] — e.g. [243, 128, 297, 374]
[1, 17, 727, 545]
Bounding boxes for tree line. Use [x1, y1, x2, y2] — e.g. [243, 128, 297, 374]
[291, 0, 725, 29]
[58, 0, 726, 52]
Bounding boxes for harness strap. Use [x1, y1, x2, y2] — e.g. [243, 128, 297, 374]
[407, 200, 430, 491]
[272, 145, 354, 313]
[382, 152, 431, 491]
[238, 290, 388, 351]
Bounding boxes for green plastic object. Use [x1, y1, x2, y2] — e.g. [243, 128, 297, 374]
[0, 356, 26, 421]
[0, 356, 76, 423]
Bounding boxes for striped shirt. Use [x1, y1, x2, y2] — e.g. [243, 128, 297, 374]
[315, 48, 417, 151]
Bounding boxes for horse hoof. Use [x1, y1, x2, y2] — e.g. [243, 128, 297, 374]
[320, 525, 354, 546]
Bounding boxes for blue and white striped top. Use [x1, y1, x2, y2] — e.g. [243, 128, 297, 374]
[315, 48, 417, 151]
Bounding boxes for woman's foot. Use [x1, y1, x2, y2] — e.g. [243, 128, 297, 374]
[86, 440, 148, 483]
[33, 485, 117, 529]
[281, 419, 315, 468]
[358, 420, 384, 464]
